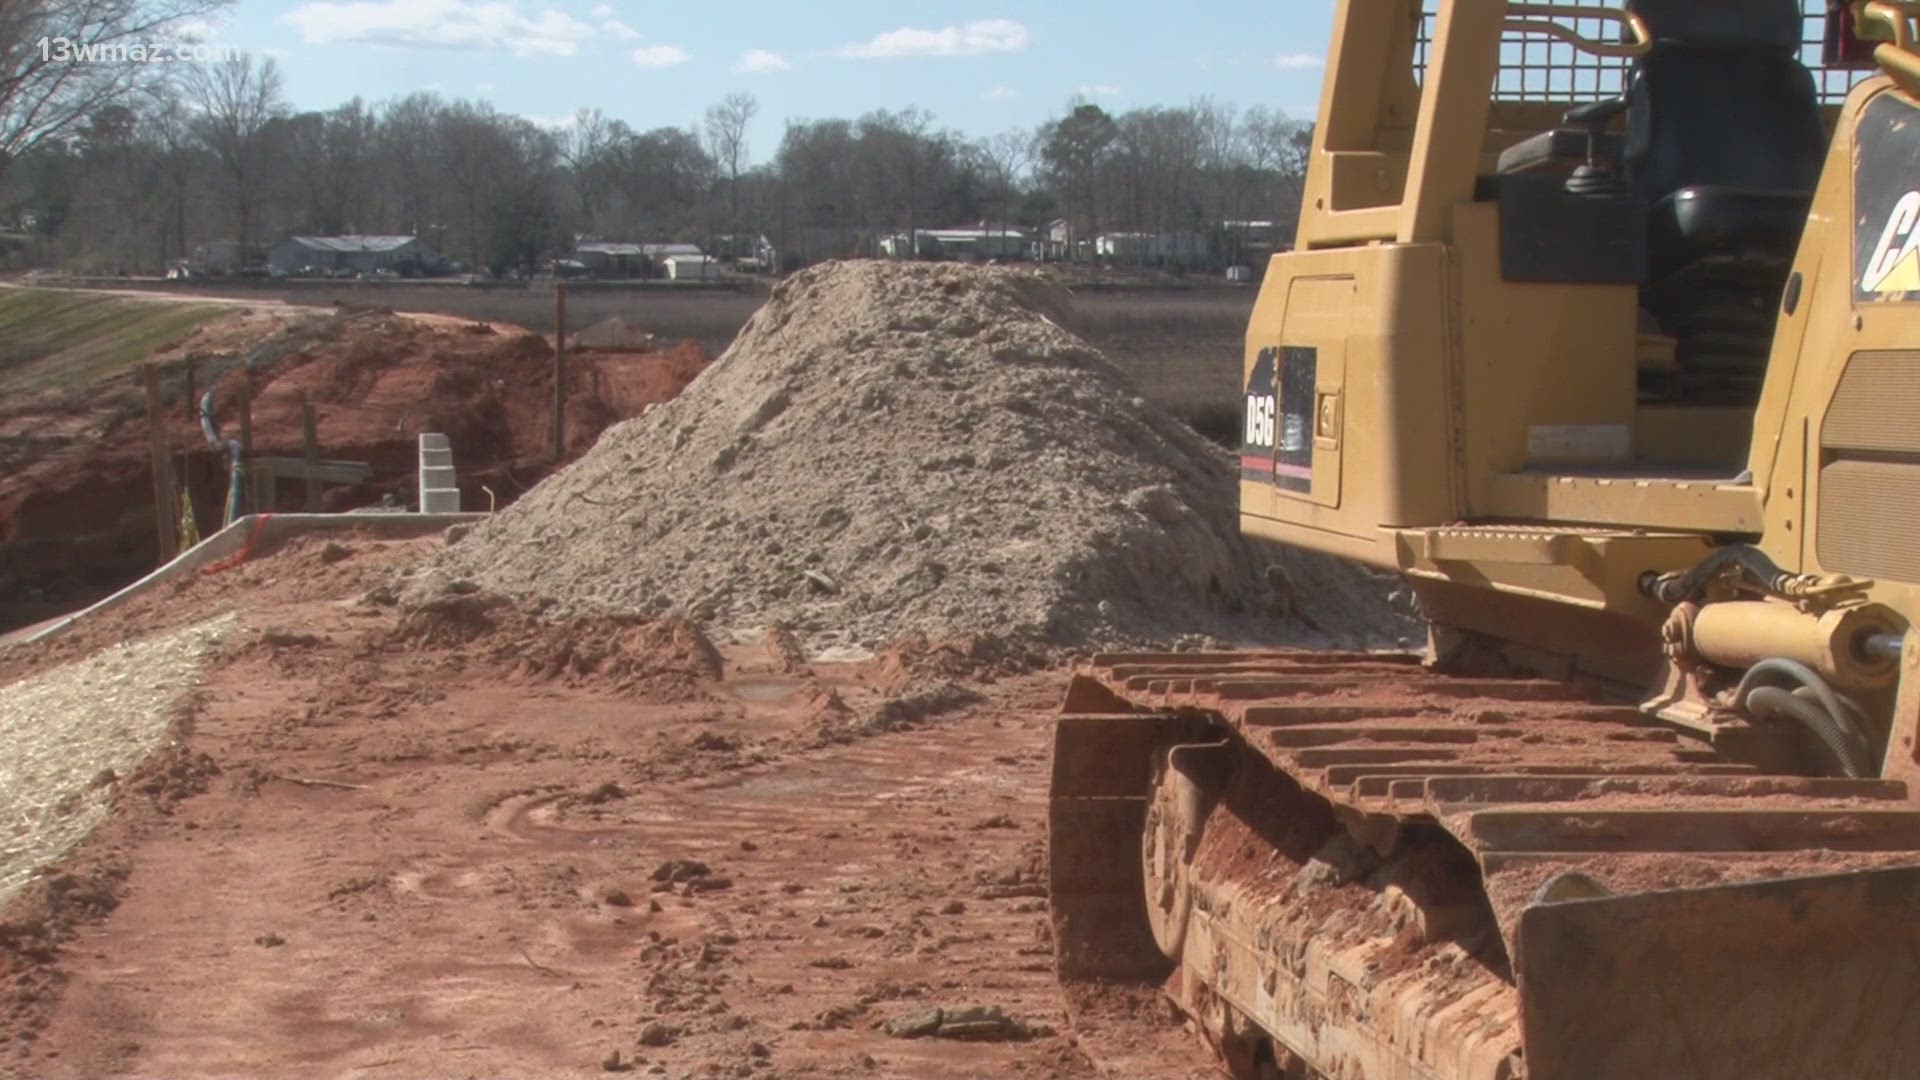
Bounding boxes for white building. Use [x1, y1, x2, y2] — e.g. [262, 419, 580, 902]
[573, 240, 706, 278]
[574, 241, 649, 277]
[1094, 232, 1209, 262]
[880, 228, 1029, 261]
[663, 254, 720, 281]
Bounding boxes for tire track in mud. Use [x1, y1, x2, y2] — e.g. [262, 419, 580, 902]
[6, 575, 1221, 1079]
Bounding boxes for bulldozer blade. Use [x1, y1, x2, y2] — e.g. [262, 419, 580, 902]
[1515, 864, 1920, 1080]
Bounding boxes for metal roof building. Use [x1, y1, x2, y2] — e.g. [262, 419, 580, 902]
[573, 240, 705, 278]
[268, 235, 444, 274]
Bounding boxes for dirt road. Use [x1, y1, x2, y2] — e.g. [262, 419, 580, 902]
[0, 535, 1215, 1079]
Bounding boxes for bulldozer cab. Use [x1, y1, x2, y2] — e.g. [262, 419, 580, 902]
[1244, 0, 1920, 678]
[1288, 0, 1860, 456]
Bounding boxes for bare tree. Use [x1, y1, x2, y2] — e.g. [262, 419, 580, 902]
[610, 125, 712, 240]
[703, 92, 757, 229]
[974, 129, 1032, 247]
[561, 105, 615, 231]
[1243, 106, 1312, 232]
[436, 100, 513, 269]
[1039, 103, 1118, 254]
[977, 129, 1032, 191]
[877, 106, 937, 250]
[311, 98, 376, 234]
[183, 54, 284, 260]
[1239, 105, 1286, 173]
[142, 82, 198, 262]
[1191, 97, 1240, 172]
[0, 0, 228, 180]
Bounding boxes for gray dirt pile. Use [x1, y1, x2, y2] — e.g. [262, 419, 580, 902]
[422, 261, 1412, 651]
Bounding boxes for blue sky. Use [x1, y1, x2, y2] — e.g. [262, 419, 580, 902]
[208, 1, 1334, 162]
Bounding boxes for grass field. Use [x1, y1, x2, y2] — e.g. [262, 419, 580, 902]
[0, 289, 233, 400]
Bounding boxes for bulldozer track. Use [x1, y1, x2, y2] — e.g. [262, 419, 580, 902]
[1049, 650, 1920, 1080]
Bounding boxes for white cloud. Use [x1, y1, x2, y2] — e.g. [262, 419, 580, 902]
[283, 1, 596, 57]
[734, 49, 791, 74]
[983, 86, 1019, 100]
[1075, 83, 1122, 98]
[590, 2, 615, 16]
[1273, 52, 1325, 70]
[842, 19, 1029, 58]
[170, 14, 226, 43]
[600, 18, 641, 41]
[475, 80, 498, 92]
[630, 44, 689, 67]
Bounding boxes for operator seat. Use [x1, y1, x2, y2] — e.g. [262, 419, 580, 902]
[1625, 0, 1828, 400]
[1625, 0, 1827, 276]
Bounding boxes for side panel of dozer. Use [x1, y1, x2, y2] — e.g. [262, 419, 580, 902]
[1516, 866, 1920, 1080]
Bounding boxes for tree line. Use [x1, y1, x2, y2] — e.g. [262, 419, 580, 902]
[2, 6, 1313, 276]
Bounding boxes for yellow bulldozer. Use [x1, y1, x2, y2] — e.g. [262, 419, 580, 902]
[1050, 2, 1920, 1077]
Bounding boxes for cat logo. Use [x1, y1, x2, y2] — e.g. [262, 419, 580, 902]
[1862, 190, 1920, 296]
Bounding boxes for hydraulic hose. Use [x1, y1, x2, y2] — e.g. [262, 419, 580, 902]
[1745, 686, 1868, 778]
[1734, 657, 1873, 777]
[1640, 545, 1795, 603]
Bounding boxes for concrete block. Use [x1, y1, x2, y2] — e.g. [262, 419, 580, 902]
[419, 432, 460, 515]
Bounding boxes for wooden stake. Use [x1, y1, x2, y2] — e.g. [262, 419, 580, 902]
[237, 369, 253, 516]
[302, 396, 322, 512]
[143, 363, 181, 565]
[553, 282, 568, 464]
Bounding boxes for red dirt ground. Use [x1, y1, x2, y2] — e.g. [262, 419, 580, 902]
[0, 536, 1216, 1079]
[226, 312, 714, 507]
[0, 312, 712, 634]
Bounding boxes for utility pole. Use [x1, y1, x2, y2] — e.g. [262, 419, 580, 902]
[553, 282, 568, 464]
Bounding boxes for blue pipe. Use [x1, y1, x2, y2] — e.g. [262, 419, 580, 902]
[199, 388, 245, 528]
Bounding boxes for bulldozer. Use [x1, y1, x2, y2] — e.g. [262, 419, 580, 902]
[1049, 2, 1920, 1077]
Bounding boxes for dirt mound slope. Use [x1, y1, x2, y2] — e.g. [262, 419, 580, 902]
[426, 261, 1409, 650]
[387, 589, 724, 700]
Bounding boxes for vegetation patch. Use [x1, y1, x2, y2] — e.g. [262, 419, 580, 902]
[0, 289, 230, 399]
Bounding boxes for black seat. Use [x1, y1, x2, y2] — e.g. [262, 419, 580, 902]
[1624, 0, 1827, 279]
[1623, 0, 1828, 402]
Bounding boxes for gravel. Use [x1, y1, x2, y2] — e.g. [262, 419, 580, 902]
[422, 261, 1409, 651]
[0, 614, 236, 909]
